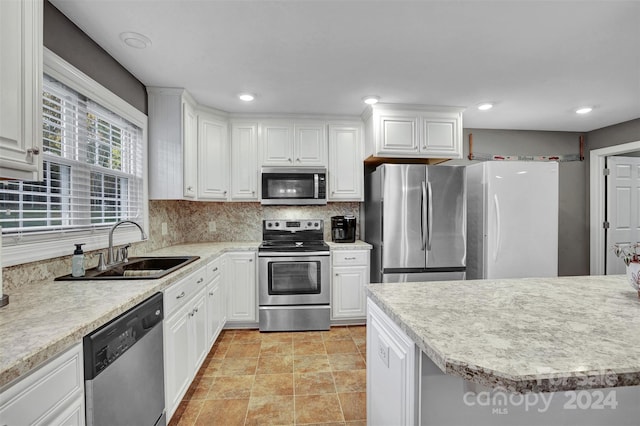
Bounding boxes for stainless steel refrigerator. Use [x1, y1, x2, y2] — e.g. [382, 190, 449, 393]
[364, 163, 466, 283]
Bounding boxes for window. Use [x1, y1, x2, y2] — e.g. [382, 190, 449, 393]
[0, 50, 147, 266]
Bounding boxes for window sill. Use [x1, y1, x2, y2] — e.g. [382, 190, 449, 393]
[1, 227, 147, 267]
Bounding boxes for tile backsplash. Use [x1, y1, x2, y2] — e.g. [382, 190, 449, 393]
[2, 200, 360, 292]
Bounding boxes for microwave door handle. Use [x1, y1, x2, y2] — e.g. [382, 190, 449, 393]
[314, 174, 319, 199]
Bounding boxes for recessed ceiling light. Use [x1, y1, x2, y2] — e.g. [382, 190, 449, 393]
[575, 106, 593, 114]
[363, 96, 380, 105]
[477, 103, 494, 111]
[238, 93, 255, 102]
[119, 32, 152, 49]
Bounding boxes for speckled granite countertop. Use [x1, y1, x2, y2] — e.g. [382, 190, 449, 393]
[0, 242, 259, 389]
[326, 240, 372, 250]
[366, 275, 640, 393]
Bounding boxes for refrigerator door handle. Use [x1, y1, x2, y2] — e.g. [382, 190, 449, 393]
[427, 181, 433, 251]
[421, 181, 428, 251]
[493, 193, 502, 262]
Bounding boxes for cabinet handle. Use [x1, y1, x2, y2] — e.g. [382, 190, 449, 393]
[288, 158, 292, 162]
[212, 267, 218, 272]
[209, 291, 214, 296]
[197, 278, 204, 284]
[176, 291, 186, 299]
[194, 307, 199, 313]
[27, 148, 40, 155]
[187, 186, 193, 191]
[249, 259, 253, 262]
[223, 190, 227, 195]
[296, 158, 300, 162]
[345, 257, 356, 260]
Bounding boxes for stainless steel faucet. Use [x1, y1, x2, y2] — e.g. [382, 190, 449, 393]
[107, 220, 147, 265]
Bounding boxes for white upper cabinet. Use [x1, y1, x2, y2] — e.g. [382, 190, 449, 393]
[182, 99, 198, 198]
[147, 88, 199, 199]
[260, 120, 327, 167]
[197, 110, 229, 200]
[260, 121, 292, 166]
[0, 0, 43, 181]
[230, 121, 258, 200]
[379, 113, 420, 154]
[294, 122, 327, 166]
[328, 123, 364, 201]
[363, 104, 463, 159]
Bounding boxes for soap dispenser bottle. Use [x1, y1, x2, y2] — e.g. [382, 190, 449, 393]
[72, 243, 86, 277]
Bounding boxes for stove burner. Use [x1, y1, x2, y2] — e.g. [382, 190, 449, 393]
[260, 219, 328, 253]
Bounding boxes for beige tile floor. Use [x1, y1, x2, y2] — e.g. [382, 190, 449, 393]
[169, 326, 367, 426]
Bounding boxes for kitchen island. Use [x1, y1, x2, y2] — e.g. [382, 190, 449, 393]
[366, 275, 640, 425]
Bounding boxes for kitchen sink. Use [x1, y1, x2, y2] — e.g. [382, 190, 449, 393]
[55, 256, 200, 280]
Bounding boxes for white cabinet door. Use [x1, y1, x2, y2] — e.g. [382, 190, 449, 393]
[294, 123, 326, 166]
[367, 299, 417, 426]
[0, 343, 84, 426]
[226, 252, 257, 323]
[206, 270, 225, 346]
[332, 265, 367, 319]
[379, 114, 419, 155]
[164, 303, 191, 418]
[190, 290, 208, 372]
[0, 0, 42, 181]
[198, 112, 229, 200]
[182, 99, 198, 198]
[230, 122, 258, 200]
[328, 124, 363, 201]
[420, 117, 461, 158]
[261, 122, 294, 166]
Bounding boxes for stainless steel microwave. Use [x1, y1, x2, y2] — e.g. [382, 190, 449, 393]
[261, 167, 327, 205]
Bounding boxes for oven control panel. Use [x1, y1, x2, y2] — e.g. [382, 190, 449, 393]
[264, 220, 322, 231]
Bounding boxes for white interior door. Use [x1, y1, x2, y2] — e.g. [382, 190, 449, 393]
[605, 156, 640, 274]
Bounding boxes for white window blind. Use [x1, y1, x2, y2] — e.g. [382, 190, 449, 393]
[0, 74, 144, 236]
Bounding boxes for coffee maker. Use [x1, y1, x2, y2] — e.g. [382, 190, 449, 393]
[331, 215, 356, 243]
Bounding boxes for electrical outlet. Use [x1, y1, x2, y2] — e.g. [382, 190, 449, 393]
[208, 221, 217, 232]
[161, 222, 168, 236]
[378, 338, 390, 367]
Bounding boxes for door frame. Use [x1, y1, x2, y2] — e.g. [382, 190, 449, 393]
[590, 140, 640, 275]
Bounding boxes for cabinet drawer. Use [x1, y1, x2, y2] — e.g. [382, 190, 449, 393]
[164, 266, 207, 316]
[207, 256, 223, 281]
[332, 250, 369, 266]
[0, 344, 83, 426]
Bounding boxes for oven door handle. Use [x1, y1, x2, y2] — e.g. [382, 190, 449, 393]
[258, 251, 330, 258]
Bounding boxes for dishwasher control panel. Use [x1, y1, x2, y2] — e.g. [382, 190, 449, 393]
[83, 292, 164, 379]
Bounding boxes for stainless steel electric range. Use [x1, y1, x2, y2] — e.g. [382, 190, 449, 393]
[258, 219, 330, 332]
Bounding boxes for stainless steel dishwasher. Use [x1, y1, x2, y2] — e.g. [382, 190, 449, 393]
[84, 292, 166, 426]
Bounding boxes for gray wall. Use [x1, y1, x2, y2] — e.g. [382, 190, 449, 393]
[587, 118, 640, 151]
[43, 1, 147, 113]
[449, 129, 589, 276]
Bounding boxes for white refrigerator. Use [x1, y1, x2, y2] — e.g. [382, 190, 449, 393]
[466, 161, 558, 279]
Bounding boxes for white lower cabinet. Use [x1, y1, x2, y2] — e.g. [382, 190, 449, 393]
[0, 343, 85, 426]
[331, 250, 370, 321]
[206, 256, 226, 346]
[163, 265, 209, 421]
[225, 252, 257, 324]
[367, 299, 417, 426]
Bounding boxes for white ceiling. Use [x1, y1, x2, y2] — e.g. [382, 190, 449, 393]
[50, 0, 640, 132]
